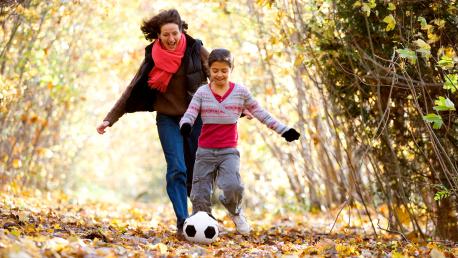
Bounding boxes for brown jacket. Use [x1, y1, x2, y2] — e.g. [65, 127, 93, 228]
[104, 34, 209, 126]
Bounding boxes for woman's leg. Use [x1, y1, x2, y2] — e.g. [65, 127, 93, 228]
[184, 115, 202, 196]
[156, 113, 188, 230]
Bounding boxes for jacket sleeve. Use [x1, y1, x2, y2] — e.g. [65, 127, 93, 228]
[200, 46, 210, 79]
[103, 58, 148, 126]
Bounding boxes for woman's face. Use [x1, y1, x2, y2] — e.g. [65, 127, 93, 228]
[158, 23, 182, 50]
[210, 61, 231, 87]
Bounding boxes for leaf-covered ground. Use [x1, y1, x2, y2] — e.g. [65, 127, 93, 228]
[0, 191, 457, 257]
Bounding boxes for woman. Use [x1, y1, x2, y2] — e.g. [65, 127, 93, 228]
[96, 9, 208, 235]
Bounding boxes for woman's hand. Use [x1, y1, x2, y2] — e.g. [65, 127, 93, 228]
[96, 121, 110, 134]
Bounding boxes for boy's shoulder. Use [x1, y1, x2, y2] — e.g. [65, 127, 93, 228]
[232, 82, 250, 94]
[196, 84, 211, 93]
[231, 82, 245, 89]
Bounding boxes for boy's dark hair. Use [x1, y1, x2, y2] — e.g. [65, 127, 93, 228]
[141, 9, 188, 41]
[208, 48, 234, 68]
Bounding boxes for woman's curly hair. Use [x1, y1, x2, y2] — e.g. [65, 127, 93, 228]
[141, 9, 188, 41]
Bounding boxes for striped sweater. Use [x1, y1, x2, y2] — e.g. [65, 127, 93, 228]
[180, 83, 289, 135]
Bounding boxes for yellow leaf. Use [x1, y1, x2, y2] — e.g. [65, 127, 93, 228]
[361, 3, 371, 17]
[383, 15, 396, 31]
[430, 248, 446, 258]
[294, 55, 304, 67]
[368, 0, 376, 8]
[387, 3, 396, 10]
[149, 243, 167, 254]
[445, 48, 456, 58]
[316, 238, 336, 253]
[24, 224, 37, 234]
[414, 39, 431, 58]
[15, 5, 25, 15]
[353, 1, 362, 8]
[391, 251, 406, 258]
[45, 237, 69, 252]
[10, 229, 21, 237]
[395, 206, 410, 225]
[427, 32, 440, 44]
[422, 24, 433, 31]
[433, 19, 446, 29]
[302, 246, 320, 255]
[336, 244, 359, 256]
[12, 159, 22, 169]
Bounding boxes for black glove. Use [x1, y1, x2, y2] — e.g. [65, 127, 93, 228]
[282, 128, 300, 142]
[180, 123, 192, 136]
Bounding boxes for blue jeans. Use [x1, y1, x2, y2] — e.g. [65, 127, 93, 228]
[156, 113, 202, 229]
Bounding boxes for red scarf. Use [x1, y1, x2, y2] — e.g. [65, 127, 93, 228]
[148, 34, 186, 92]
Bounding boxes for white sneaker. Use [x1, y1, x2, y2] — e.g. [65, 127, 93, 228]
[231, 213, 251, 235]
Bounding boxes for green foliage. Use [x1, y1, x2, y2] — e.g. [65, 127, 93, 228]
[309, 0, 458, 240]
[434, 185, 451, 201]
[397, 48, 417, 64]
[422, 113, 443, 129]
[433, 97, 455, 112]
[443, 74, 458, 93]
[437, 56, 454, 70]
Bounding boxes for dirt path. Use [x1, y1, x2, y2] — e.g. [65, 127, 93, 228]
[0, 191, 456, 257]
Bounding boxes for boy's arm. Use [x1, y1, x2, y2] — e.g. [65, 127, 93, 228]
[180, 90, 202, 128]
[242, 87, 289, 135]
[243, 88, 300, 141]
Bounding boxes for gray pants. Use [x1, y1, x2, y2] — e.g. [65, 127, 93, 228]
[190, 147, 244, 215]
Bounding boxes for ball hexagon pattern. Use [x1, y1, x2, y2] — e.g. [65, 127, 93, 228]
[183, 211, 219, 244]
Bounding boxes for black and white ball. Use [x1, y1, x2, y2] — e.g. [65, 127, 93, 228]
[183, 211, 219, 244]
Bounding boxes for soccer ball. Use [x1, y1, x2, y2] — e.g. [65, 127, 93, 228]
[183, 211, 219, 244]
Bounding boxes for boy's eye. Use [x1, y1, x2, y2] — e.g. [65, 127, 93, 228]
[212, 69, 228, 73]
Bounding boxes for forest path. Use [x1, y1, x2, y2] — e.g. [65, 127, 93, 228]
[0, 191, 455, 257]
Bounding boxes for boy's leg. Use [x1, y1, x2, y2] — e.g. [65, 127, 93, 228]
[215, 148, 250, 235]
[190, 147, 217, 214]
[215, 148, 243, 215]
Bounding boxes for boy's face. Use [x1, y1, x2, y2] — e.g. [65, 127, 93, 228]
[158, 23, 181, 51]
[210, 61, 231, 87]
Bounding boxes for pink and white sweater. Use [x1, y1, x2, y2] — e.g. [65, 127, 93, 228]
[180, 83, 289, 143]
